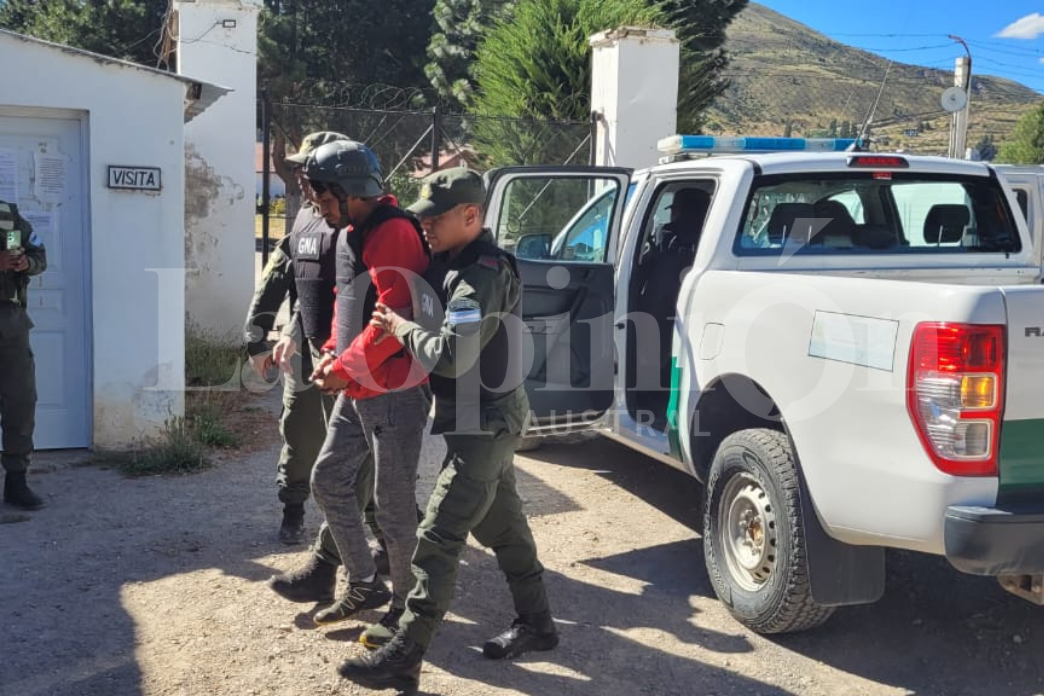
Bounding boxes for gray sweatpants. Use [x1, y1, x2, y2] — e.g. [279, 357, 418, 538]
[311, 387, 431, 607]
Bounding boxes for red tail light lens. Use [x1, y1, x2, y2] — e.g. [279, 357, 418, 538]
[907, 323, 1005, 477]
[847, 155, 910, 169]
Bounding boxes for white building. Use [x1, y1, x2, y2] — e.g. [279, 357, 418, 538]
[0, 29, 228, 450]
[178, 0, 261, 345]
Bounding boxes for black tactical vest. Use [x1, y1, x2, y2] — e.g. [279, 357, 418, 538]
[290, 207, 338, 347]
[334, 204, 429, 355]
[427, 235, 525, 404]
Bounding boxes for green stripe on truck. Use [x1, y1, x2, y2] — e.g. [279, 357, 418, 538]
[999, 418, 1044, 501]
[666, 357, 682, 460]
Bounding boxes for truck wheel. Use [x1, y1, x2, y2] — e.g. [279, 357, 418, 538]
[703, 428, 834, 634]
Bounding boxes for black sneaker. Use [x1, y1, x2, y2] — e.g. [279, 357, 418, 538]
[279, 504, 305, 545]
[339, 631, 424, 694]
[360, 605, 405, 649]
[314, 578, 391, 626]
[267, 554, 336, 604]
[482, 612, 560, 660]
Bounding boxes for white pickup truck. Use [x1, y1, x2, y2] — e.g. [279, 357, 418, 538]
[481, 136, 1044, 635]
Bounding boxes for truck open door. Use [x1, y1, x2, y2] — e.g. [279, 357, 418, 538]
[483, 166, 631, 436]
[993, 167, 1044, 274]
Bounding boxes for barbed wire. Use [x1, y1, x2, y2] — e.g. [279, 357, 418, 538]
[269, 80, 593, 123]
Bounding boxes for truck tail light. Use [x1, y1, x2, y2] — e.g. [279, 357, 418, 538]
[906, 323, 1005, 477]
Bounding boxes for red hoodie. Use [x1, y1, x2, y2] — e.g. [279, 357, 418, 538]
[321, 195, 430, 399]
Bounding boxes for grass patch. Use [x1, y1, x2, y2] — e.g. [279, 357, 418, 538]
[188, 391, 240, 449]
[111, 394, 242, 477]
[114, 414, 213, 477]
[108, 330, 248, 476]
[186, 330, 247, 387]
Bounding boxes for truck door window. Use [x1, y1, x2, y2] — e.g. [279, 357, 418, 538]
[496, 176, 622, 264]
[1016, 189, 1029, 220]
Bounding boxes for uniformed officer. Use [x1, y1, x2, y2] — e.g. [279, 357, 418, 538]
[244, 131, 384, 554]
[339, 169, 557, 693]
[0, 200, 47, 510]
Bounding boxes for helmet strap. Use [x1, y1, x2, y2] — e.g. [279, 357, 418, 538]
[328, 183, 352, 227]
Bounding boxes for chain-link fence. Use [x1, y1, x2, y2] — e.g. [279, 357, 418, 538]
[256, 64, 1041, 253]
[257, 96, 592, 253]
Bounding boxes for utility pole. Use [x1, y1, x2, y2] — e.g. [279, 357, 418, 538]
[948, 35, 972, 159]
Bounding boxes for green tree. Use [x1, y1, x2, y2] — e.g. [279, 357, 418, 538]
[470, 0, 747, 167]
[425, 0, 515, 111]
[659, 0, 748, 129]
[0, 0, 173, 68]
[471, 0, 664, 168]
[256, 0, 436, 209]
[996, 102, 1044, 164]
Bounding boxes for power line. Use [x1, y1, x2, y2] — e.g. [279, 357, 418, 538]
[826, 32, 949, 38]
[965, 40, 1044, 59]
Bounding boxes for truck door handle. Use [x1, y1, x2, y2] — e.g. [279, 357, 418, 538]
[615, 321, 625, 329]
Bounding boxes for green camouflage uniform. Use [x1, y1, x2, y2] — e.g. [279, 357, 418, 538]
[0, 201, 46, 475]
[391, 228, 549, 650]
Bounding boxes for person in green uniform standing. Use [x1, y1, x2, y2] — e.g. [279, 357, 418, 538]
[0, 200, 47, 510]
[339, 169, 558, 693]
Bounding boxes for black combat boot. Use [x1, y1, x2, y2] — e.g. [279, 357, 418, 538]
[339, 631, 425, 694]
[4, 471, 44, 510]
[279, 504, 305, 545]
[268, 554, 337, 604]
[482, 611, 559, 660]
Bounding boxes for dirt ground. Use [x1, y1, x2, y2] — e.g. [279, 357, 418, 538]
[3, 378, 1044, 696]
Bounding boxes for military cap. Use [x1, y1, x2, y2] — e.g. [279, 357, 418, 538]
[285, 131, 351, 166]
[407, 168, 485, 218]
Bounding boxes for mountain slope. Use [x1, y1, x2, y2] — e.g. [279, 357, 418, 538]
[706, 3, 1041, 153]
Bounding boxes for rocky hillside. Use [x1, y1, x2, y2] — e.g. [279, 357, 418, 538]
[706, 3, 1041, 153]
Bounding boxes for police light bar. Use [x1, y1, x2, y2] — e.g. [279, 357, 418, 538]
[657, 135, 863, 155]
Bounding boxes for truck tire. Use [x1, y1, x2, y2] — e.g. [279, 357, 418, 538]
[703, 428, 834, 634]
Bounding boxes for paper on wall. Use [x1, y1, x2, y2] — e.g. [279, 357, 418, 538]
[34, 152, 65, 202]
[0, 149, 17, 203]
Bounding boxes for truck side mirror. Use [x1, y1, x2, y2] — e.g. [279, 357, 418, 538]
[515, 232, 552, 260]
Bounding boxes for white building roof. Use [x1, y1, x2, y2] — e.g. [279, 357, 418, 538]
[0, 28, 231, 122]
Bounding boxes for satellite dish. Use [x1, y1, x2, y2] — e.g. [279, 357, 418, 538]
[941, 86, 968, 113]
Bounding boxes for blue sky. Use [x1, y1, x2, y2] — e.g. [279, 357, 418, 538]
[757, 0, 1044, 93]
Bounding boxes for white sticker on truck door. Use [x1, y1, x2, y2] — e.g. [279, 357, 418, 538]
[808, 311, 899, 371]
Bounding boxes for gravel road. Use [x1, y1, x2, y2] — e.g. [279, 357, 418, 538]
[2, 382, 1043, 696]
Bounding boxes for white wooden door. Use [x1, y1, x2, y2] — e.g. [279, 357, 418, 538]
[0, 112, 91, 449]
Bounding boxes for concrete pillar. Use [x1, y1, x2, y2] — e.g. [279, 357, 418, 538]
[589, 27, 679, 170]
[176, 0, 260, 344]
[949, 55, 972, 160]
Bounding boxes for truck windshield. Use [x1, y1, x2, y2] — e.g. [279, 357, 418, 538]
[735, 172, 1022, 256]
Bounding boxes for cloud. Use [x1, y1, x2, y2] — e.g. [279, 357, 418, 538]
[996, 13, 1044, 39]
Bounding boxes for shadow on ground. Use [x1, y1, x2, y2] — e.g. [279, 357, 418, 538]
[519, 436, 1044, 696]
